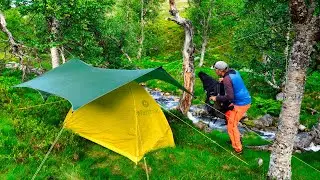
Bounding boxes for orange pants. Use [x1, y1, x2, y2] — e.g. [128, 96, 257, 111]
[225, 104, 250, 152]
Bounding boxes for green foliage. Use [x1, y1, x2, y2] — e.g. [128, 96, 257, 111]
[1, 67, 320, 179]
[300, 71, 320, 128]
[0, 0, 10, 11]
[231, 0, 290, 87]
[1, 0, 320, 178]
[187, 0, 245, 66]
[6, 0, 115, 65]
[240, 70, 280, 99]
[247, 97, 281, 118]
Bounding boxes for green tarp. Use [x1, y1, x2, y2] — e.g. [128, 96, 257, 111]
[14, 59, 189, 110]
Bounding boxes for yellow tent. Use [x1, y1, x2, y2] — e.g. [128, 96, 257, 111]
[64, 82, 175, 163]
[15, 60, 191, 164]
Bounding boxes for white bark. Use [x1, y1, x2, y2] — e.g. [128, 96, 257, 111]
[199, 37, 207, 67]
[137, 0, 144, 59]
[59, 46, 66, 64]
[51, 47, 60, 68]
[268, 70, 305, 179]
[169, 0, 195, 114]
[198, 0, 214, 67]
[268, 1, 320, 179]
[283, 23, 291, 89]
[0, 12, 23, 61]
[121, 48, 132, 62]
[0, 11, 27, 80]
[49, 17, 60, 68]
[262, 54, 280, 89]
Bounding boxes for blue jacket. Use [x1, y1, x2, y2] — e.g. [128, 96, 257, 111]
[216, 69, 251, 106]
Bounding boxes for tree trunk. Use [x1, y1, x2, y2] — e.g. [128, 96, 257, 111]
[0, 12, 24, 61]
[169, 0, 195, 115]
[262, 54, 280, 89]
[50, 47, 60, 68]
[137, 0, 144, 59]
[268, 1, 320, 179]
[199, 37, 207, 67]
[198, 0, 213, 67]
[283, 23, 291, 89]
[121, 48, 132, 62]
[0, 11, 27, 80]
[48, 17, 60, 68]
[59, 46, 66, 64]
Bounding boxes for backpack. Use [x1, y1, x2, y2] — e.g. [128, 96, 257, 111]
[198, 71, 234, 119]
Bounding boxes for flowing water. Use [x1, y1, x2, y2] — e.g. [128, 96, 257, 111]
[147, 88, 320, 152]
[147, 88, 275, 140]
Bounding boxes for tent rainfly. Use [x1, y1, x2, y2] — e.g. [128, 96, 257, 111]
[15, 59, 190, 163]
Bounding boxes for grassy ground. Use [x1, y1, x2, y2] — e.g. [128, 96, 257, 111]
[0, 1, 319, 178]
[1, 67, 320, 179]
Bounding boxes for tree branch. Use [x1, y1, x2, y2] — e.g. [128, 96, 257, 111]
[168, 17, 183, 25]
[0, 12, 25, 63]
[169, 0, 178, 16]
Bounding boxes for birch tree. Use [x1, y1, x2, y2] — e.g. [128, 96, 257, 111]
[168, 0, 195, 114]
[48, 17, 60, 68]
[268, 0, 320, 179]
[189, 0, 214, 67]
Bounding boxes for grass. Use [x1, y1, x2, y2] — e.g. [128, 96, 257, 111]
[1, 108, 319, 179]
[0, 69, 320, 179]
[0, 0, 319, 176]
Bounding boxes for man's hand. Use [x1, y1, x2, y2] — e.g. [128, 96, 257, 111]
[219, 78, 224, 83]
[209, 96, 217, 101]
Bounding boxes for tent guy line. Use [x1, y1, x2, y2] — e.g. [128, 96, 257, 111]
[159, 104, 249, 166]
[20, 93, 320, 174]
[201, 98, 320, 173]
[13, 59, 319, 176]
[32, 126, 65, 180]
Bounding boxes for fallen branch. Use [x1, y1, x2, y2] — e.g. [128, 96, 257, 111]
[0, 11, 28, 80]
[246, 144, 272, 151]
[306, 107, 319, 115]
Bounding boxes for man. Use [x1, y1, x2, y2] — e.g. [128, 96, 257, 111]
[209, 61, 251, 154]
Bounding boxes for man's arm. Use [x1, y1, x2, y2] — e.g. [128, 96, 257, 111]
[216, 76, 234, 102]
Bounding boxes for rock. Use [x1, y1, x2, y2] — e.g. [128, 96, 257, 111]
[310, 122, 320, 145]
[164, 92, 170, 96]
[194, 121, 208, 130]
[73, 153, 79, 161]
[298, 124, 307, 131]
[276, 92, 285, 101]
[189, 104, 209, 117]
[204, 127, 212, 133]
[254, 114, 274, 129]
[294, 150, 302, 153]
[269, 127, 278, 132]
[242, 118, 255, 127]
[187, 112, 199, 123]
[257, 158, 263, 167]
[294, 132, 313, 149]
[304, 142, 320, 152]
[194, 109, 208, 117]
